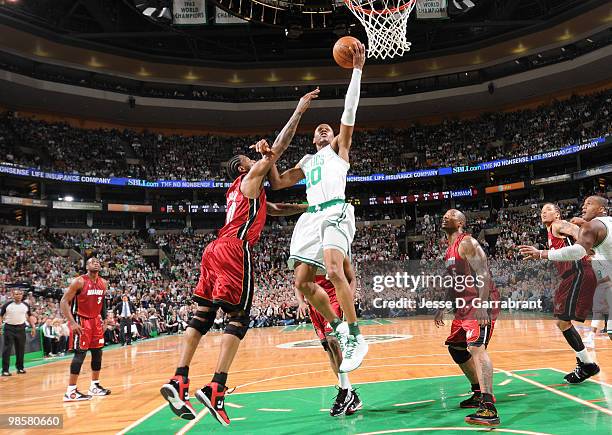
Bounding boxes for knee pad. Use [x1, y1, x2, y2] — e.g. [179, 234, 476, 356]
[448, 345, 472, 365]
[188, 310, 216, 335]
[90, 348, 103, 371]
[224, 311, 249, 340]
[70, 350, 87, 375]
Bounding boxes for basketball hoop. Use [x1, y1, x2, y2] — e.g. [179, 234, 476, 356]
[343, 0, 417, 59]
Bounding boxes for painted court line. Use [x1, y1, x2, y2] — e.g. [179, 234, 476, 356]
[257, 408, 293, 412]
[122, 367, 571, 434]
[393, 400, 435, 407]
[502, 368, 612, 416]
[499, 379, 513, 386]
[117, 403, 168, 435]
[175, 408, 209, 435]
[508, 394, 527, 397]
[356, 428, 554, 435]
[225, 402, 243, 408]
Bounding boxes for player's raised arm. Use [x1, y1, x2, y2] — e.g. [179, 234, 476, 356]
[60, 276, 84, 335]
[459, 236, 493, 325]
[267, 163, 305, 190]
[266, 202, 308, 216]
[333, 41, 365, 162]
[241, 89, 319, 197]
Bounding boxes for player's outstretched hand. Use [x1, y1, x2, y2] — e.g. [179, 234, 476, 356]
[250, 139, 274, 159]
[351, 41, 366, 71]
[570, 217, 587, 227]
[434, 309, 445, 327]
[295, 87, 320, 114]
[518, 245, 541, 260]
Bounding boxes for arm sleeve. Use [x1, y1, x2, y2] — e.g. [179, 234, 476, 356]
[24, 302, 32, 316]
[547, 244, 587, 262]
[0, 302, 9, 316]
[340, 68, 362, 126]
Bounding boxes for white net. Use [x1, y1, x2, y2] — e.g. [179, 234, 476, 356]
[344, 0, 417, 59]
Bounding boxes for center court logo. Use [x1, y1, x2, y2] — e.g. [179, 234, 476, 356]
[277, 334, 412, 349]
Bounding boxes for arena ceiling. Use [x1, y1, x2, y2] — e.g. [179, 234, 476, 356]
[0, 0, 608, 67]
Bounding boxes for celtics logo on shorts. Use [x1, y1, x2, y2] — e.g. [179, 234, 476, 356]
[277, 334, 412, 349]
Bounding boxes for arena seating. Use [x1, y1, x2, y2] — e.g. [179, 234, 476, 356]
[1, 90, 609, 180]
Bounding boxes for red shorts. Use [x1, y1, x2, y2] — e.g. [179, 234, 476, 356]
[72, 315, 104, 350]
[193, 237, 254, 313]
[555, 263, 596, 322]
[309, 277, 343, 341]
[445, 319, 495, 347]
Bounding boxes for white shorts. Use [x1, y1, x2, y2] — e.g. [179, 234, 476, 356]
[592, 281, 612, 317]
[288, 203, 355, 273]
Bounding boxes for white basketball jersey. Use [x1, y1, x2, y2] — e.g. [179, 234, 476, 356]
[591, 216, 612, 280]
[298, 145, 349, 206]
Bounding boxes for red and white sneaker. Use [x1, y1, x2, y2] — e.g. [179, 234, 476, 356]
[63, 389, 92, 402]
[160, 376, 197, 420]
[196, 382, 230, 426]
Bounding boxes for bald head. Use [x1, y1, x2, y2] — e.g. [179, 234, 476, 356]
[581, 195, 609, 221]
[441, 209, 466, 234]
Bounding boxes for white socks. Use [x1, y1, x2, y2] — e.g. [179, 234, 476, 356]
[576, 349, 593, 364]
[66, 385, 77, 394]
[338, 372, 351, 390]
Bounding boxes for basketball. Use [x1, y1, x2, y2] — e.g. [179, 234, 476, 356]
[333, 36, 360, 69]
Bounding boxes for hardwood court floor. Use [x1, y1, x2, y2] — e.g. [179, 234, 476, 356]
[0, 318, 610, 434]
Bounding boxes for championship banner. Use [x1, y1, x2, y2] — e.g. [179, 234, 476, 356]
[415, 0, 448, 19]
[215, 7, 247, 24]
[173, 0, 207, 25]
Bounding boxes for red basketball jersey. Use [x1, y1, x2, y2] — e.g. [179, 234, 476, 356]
[74, 274, 106, 319]
[444, 233, 477, 301]
[547, 224, 587, 277]
[444, 233, 499, 312]
[217, 175, 267, 246]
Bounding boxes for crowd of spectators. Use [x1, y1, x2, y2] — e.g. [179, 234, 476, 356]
[0, 90, 609, 180]
[0, 193, 604, 352]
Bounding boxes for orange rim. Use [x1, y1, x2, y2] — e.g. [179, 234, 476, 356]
[343, 0, 417, 16]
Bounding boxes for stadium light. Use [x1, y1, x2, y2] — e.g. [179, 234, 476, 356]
[64, 196, 74, 202]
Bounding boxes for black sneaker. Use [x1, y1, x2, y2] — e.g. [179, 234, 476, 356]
[330, 387, 353, 417]
[460, 391, 482, 408]
[1, 371, 11, 377]
[88, 383, 111, 396]
[160, 376, 197, 420]
[564, 358, 600, 384]
[465, 401, 500, 426]
[196, 382, 230, 426]
[63, 389, 93, 402]
[345, 389, 362, 415]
